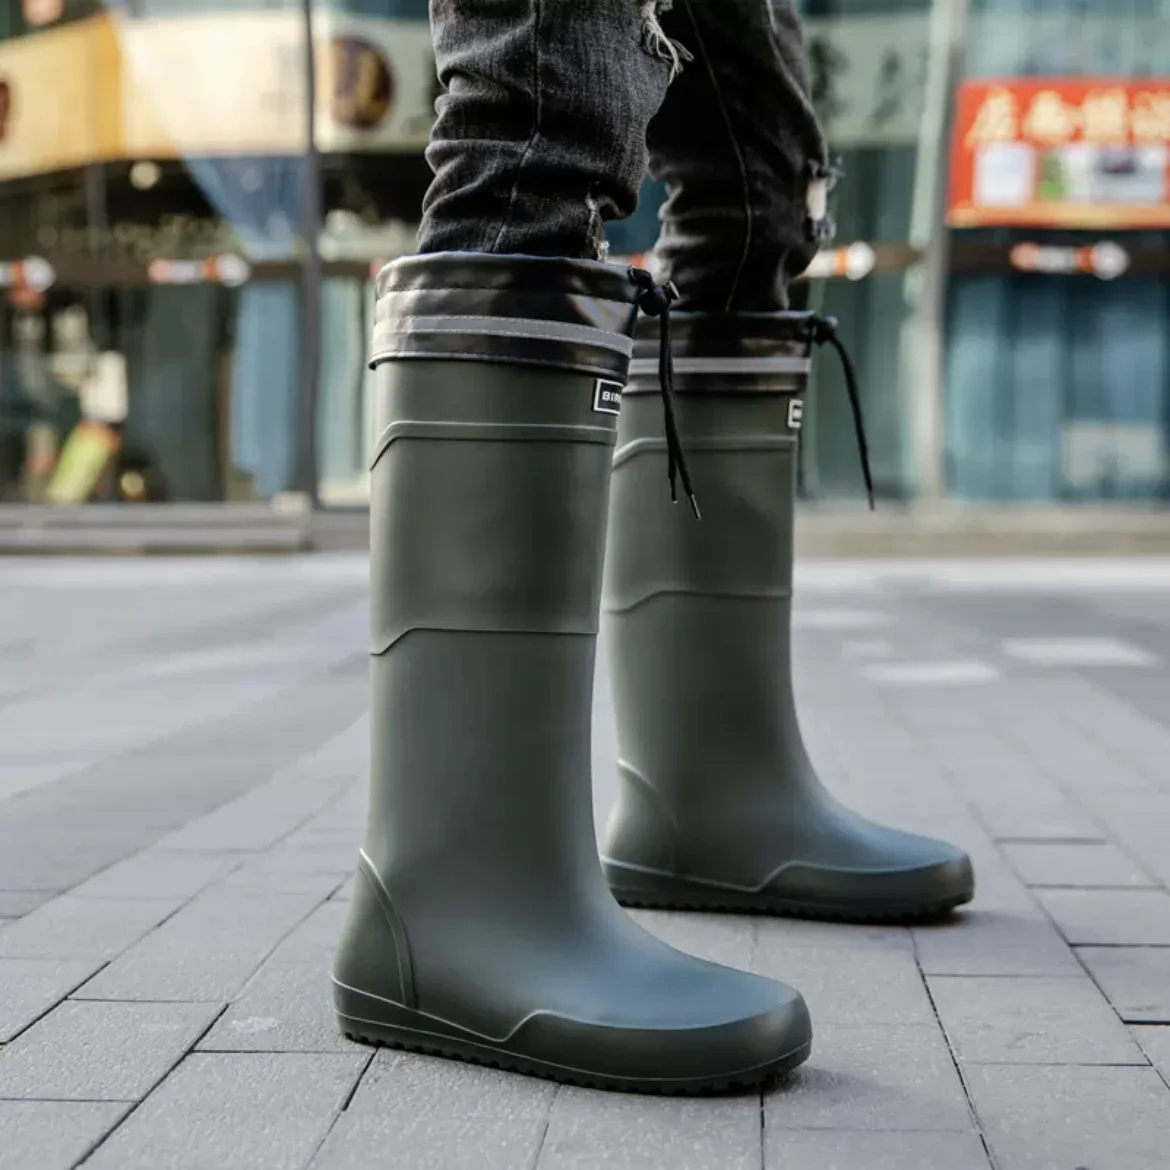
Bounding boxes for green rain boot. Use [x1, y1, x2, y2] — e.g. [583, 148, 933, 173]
[601, 312, 975, 923]
[333, 256, 812, 1093]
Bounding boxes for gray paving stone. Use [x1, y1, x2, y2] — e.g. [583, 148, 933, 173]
[0, 848, 136, 895]
[753, 945, 935, 1026]
[764, 1129, 991, 1170]
[927, 975, 1145, 1064]
[328, 876, 354, 902]
[965, 1064, 1170, 1170]
[763, 1024, 971, 1131]
[310, 1053, 552, 1170]
[199, 959, 345, 1053]
[894, 812, 1039, 914]
[1078, 947, 1170, 1023]
[0, 958, 102, 1043]
[69, 850, 245, 900]
[0, 1101, 128, 1170]
[630, 910, 754, 968]
[913, 910, 1083, 977]
[84, 1052, 366, 1170]
[0, 759, 94, 802]
[1037, 888, 1170, 945]
[971, 800, 1106, 844]
[755, 916, 915, 955]
[8, 559, 1170, 1169]
[0, 897, 180, 960]
[0, 1001, 221, 1101]
[538, 1087, 759, 1170]
[153, 773, 348, 854]
[1079, 789, 1170, 889]
[1130, 1024, 1170, 1079]
[75, 886, 325, 1002]
[1000, 841, 1156, 888]
[0, 891, 50, 918]
[222, 848, 353, 895]
[262, 901, 347, 967]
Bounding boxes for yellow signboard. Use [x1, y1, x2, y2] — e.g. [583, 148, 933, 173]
[0, 18, 121, 180]
[0, 12, 434, 182]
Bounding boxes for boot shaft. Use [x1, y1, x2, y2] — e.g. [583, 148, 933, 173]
[365, 254, 647, 897]
[604, 312, 813, 610]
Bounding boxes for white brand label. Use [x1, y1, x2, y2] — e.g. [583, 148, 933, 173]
[593, 379, 623, 415]
[788, 399, 804, 431]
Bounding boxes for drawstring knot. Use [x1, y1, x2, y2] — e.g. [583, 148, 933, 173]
[808, 315, 876, 510]
[629, 267, 700, 520]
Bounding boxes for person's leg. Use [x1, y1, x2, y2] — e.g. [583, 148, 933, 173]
[334, 1, 815, 1091]
[600, 0, 976, 922]
[645, 0, 833, 310]
[418, 0, 683, 259]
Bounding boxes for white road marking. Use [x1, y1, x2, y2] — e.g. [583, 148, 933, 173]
[798, 558, 1170, 593]
[792, 608, 895, 631]
[860, 660, 1001, 686]
[1002, 637, 1160, 668]
[841, 639, 896, 659]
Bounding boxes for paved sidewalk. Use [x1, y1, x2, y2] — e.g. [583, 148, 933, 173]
[2, 555, 1170, 1169]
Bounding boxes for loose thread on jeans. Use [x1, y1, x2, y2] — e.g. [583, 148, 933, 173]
[809, 315, 876, 510]
[629, 268, 700, 519]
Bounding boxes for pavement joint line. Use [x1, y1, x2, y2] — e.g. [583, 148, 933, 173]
[303, 1050, 377, 1170]
[70, 1002, 232, 1167]
[755, 1095, 764, 1170]
[526, 1105, 553, 1170]
[967, 712, 1140, 862]
[992, 836, 1110, 845]
[1024, 882, 1167, 891]
[0, 959, 116, 1050]
[913, 940, 1001, 1170]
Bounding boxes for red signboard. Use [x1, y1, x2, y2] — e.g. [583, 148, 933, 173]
[948, 79, 1170, 229]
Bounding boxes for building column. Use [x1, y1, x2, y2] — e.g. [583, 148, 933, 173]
[901, 0, 969, 503]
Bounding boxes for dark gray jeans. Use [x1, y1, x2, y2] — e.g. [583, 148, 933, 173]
[417, 0, 832, 312]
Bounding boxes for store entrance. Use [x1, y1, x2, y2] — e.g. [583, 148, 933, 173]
[0, 279, 321, 505]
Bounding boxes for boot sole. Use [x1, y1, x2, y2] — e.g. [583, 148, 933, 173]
[335, 983, 809, 1096]
[607, 866, 974, 925]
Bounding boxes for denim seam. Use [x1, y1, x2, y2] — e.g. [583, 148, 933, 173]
[762, 1, 830, 245]
[763, 3, 828, 170]
[489, 0, 544, 253]
[678, 0, 753, 314]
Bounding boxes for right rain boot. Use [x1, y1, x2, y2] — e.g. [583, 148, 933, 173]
[600, 311, 974, 923]
[332, 253, 812, 1093]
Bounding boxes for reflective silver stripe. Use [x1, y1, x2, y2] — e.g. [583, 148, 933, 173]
[629, 355, 811, 377]
[375, 313, 634, 357]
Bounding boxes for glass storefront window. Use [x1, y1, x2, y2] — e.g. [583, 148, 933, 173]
[945, 0, 1170, 503]
[2, 0, 1167, 508]
[0, 0, 431, 503]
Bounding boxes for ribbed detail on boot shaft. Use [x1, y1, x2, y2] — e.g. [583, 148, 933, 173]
[371, 252, 643, 382]
[626, 312, 813, 394]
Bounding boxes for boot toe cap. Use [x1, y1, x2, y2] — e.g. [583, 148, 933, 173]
[770, 829, 975, 921]
[509, 965, 811, 1090]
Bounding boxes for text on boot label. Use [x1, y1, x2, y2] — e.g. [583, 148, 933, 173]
[593, 380, 624, 415]
[788, 399, 804, 431]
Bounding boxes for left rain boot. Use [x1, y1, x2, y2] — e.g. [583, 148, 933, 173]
[600, 311, 974, 923]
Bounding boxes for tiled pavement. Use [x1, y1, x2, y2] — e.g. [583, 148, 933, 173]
[2, 554, 1170, 1169]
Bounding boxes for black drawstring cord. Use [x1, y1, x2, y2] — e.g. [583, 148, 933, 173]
[809, 315, 876, 511]
[629, 268, 700, 519]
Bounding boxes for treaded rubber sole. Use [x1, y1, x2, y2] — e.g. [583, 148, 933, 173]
[338, 1012, 810, 1096]
[614, 888, 970, 925]
[608, 868, 973, 925]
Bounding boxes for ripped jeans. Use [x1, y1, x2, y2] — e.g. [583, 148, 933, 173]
[417, 0, 832, 312]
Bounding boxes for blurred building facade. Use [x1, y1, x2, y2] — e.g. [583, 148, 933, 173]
[0, 0, 1167, 507]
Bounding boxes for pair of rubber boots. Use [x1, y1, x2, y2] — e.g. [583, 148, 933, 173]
[333, 253, 973, 1094]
